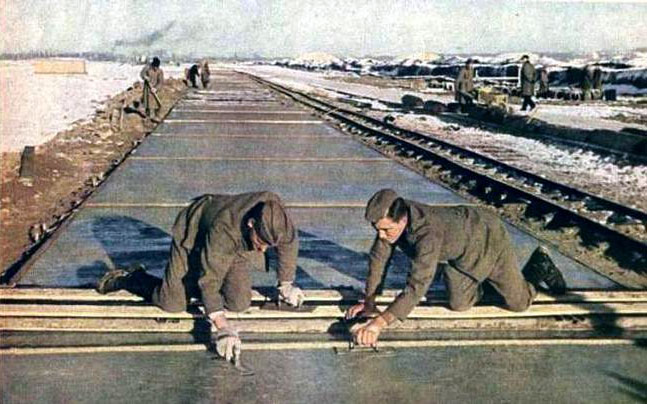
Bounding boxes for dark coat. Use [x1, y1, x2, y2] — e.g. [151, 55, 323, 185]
[520, 61, 536, 96]
[455, 66, 474, 101]
[365, 202, 516, 320]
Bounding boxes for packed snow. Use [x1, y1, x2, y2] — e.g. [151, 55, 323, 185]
[395, 113, 647, 211]
[239, 65, 646, 132]
[0, 60, 186, 152]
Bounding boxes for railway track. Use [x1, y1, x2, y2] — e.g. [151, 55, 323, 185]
[317, 84, 647, 164]
[246, 73, 647, 287]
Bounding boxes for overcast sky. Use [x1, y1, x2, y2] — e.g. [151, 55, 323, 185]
[2, 0, 646, 57]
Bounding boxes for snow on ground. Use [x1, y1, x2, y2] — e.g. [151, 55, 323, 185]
[0, 60, 186, 153]
[237, 64, 646, 209]
[240, 65, 646, 131]
[607, 84, 647, 96]
[394, 113, 647, 211]
[238, 64, 455, 104]
[529, 103, 647, 131]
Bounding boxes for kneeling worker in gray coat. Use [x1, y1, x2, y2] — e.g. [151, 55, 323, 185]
[346, 189, 566, 347]
[97, 191, 304, 360]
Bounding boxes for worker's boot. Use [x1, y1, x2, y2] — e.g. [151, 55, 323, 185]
[96, 264, 147, 295]
[96, 269, 130, 294]
[522, 246, 567, 295]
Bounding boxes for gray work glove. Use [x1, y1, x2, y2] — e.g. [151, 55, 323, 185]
[213, 327, 241, 362]
[277, 281, 305, 307]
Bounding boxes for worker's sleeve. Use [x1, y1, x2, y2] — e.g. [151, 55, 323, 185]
[197, 224, 236, 315]
[364, 236, 394, 299]
[139, 66, 149, 81]
[385, 230, 441, 321]
[275, 229, 299, 283]
[455, 70, 464, 91]
[522, 65, 533, 82]
[158, 70, 165, 88]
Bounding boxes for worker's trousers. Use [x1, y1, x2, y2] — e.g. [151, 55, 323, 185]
[442, 247, 537, 313]
[521, 96, 536, 111]
[142, 82, 161, 116]
[123, 249, 255, 315]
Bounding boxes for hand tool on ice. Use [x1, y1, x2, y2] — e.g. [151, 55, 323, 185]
[232, 346, 255, 376]
[259, 287, 316, 312]
[333, 317, 395, 356]
[210, 340, 255, 376]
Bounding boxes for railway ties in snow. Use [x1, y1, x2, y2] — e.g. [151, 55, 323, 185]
[246, 73, 647, 287]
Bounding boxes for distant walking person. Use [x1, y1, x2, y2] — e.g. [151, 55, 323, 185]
[520, 55, 536, 111]
[140, 56, 164, 118]
[187, 64, 200, 88]
[201, 60, 211, 89]
[455, 59, 475, 112]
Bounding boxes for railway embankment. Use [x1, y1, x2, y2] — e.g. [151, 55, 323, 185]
[0, 79, 187, 271]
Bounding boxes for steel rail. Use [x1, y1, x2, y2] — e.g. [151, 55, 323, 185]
[247, 74, 647, 279]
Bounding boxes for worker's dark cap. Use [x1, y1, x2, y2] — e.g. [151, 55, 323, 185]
[365, 189, 399, 223]
[256, 200, 295, 246]
[466, 58, 474, 64]
[152, 57, 161, 67]
[521, 55, 529, 60]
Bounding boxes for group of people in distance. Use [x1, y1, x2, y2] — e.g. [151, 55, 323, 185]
[98, 189, 567, 362]
[455, 54, 542, 113]
[138, 57, 212, 118]
[185, 60, 211, 89]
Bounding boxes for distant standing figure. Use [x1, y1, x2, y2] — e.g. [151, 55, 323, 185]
[593, 67, 603, 91]
[187, 64, 200, 88]
[520, 55, 536, 111]
[539, 68, 549, 98]
[140, 56, 164, 117]
[201, 60, 211, 89]
[455, 59, 475, 112]
[582, 65, 595, 101]
[592, 67, 603, 99]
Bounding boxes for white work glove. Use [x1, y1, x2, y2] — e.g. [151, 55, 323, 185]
[277, 281, 305, 307]
[213, 326, 241, 362]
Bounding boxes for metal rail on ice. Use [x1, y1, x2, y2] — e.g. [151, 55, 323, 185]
[244, 73, 647, 282]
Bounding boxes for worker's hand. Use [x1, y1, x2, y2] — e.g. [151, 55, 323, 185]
[352, 318, 385, 347]
[345, 297, 378, 320]
[150, 87, 157, 94]
[345, 303, 366, 320]
[213, 326, 241, 362]
[277, 281, 305, 307]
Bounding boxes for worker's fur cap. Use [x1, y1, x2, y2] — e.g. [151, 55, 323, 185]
[256, 200, 295, 246]
[365, 189, 399, 223]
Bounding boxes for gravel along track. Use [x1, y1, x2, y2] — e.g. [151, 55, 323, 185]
[371, 112, 647, 215]
[250, 78, 647, 286]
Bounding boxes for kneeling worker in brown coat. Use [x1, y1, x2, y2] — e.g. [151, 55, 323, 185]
[97, 191, 303, 360]
[346, 189, 566, 347]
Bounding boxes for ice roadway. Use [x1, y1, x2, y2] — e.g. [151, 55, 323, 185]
[19, 75, 617, 292]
